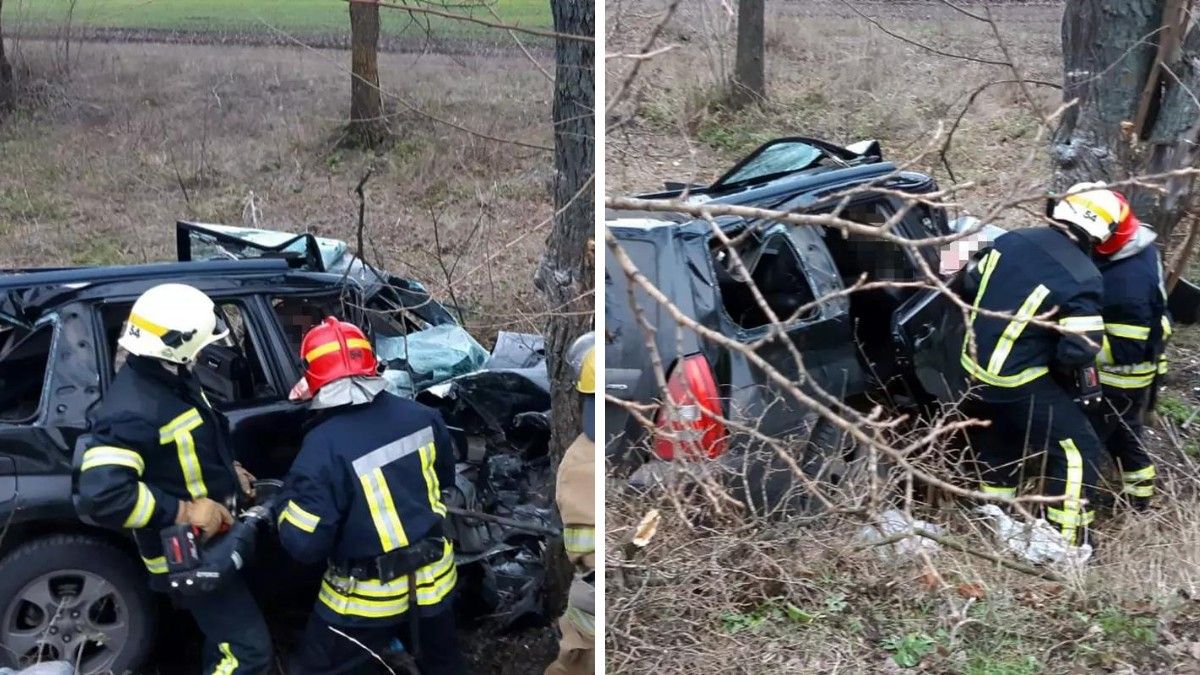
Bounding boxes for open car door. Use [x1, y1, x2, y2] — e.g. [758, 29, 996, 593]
[892, 277, 969, 403]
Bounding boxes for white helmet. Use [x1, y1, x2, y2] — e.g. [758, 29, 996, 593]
[1052, 182, 1123, 244]
[118, 283, 228, 365]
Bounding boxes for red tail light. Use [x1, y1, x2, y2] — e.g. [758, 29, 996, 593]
[653, 354, 727, 460]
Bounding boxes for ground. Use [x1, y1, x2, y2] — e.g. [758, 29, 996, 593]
[0, 8, 561, 674]
[606, 1, 1200, 673]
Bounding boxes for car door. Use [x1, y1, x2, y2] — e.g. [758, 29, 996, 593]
[892, 273, 970, 403]
[1, 302, 101, 524]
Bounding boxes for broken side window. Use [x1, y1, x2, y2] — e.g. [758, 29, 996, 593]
[712, 231, 818, 330]
[0, 322, 53, 423]
[101, 302, 276, 405]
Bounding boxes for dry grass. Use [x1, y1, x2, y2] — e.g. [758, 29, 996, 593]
[0, 37, 556, 340]
[605, 1, 1200, 672]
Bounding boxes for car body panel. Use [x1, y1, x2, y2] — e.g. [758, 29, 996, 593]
[606, 137, 951, 463]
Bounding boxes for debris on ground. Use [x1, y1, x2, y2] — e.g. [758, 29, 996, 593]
[975, 504, 1093, 569]
[856, 508, 945, 561]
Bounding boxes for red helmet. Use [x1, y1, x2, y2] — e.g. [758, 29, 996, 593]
[1096, 191, 1139, 256]
[300, 317, 378, 394]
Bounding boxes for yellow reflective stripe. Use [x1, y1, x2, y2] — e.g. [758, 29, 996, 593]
[1056, 438, 1085, 543]
[159, 408, 203, 441]
[1046, 506, 1096, 527]
[1102, 361, 1158, 375]
[142, 555, 168, 574]
[1060, 315, 1105, 332]
[961, 250, 1051, 388]
[304, 338, 373, 363]
[1105, 323, 1151, 340]
[1123, 484, 1154, 497]
[361, 469, 408, 551]
[279, 500, 321, 533]
[987, 284, 1050, 374]
[81, 446, 144, 475]
[324, 540, 456, 601]
[1098, 334, 1115, 365]
[564, 526, 596, 555]
[1064, 194, 1117, 225]
[159, 408, 206, 499]
[129, 312, 169, 337]
[980, 484, 1016, 497]
[419, 442, 446, 517]
[967, 250, 1002, 327]
[960, 354, 1049, 388]
[1122, 465, 1156, 483]
[319, 582, 409, 618]
[213, 643, 239, 675]
[1162, 315, 1173, 338]
[1158, 356, 1169, 375]
[565, 605, 596, 639]
[122, 483, 156, 529]
[1099, 370, 1155, 388]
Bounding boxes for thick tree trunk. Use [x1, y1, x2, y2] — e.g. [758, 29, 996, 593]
[0, 0, 13, 111]
[536, 0, 595, 460]
[1054, 0, 1199, 240]
[347, 1, 389, 148]
[730, 0, 765, 108]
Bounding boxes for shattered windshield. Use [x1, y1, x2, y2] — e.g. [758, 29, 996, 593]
[715, 141, 827, 187]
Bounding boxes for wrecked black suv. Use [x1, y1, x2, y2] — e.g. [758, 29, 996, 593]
[605, 137, 961, 492]
[0, 223, 554, 672]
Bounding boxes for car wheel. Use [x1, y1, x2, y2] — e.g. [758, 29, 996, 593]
[800, 417, 893, 510]
[0, 534, 155, 675]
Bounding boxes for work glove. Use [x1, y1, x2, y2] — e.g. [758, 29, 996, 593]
[233, 461, 257, 500]
[177, 497, 234, 540]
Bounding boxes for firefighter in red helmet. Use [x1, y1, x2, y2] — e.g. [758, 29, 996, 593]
[276, 317, 465, 675]
[1088, 192, 1170, 507]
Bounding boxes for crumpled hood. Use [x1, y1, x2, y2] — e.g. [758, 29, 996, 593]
[1108, 225, 1158, 262]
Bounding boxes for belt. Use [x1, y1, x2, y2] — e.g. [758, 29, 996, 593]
[330, 532, 446, 584]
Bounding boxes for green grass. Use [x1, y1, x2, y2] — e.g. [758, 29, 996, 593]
[3, 0, 551, 41]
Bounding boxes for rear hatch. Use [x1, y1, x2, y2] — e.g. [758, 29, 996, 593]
[605, 214, 710, 460]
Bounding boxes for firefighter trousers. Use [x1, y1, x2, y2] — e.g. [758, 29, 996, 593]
[288, 606, 466, 675]
[1088, 385, 1156, 501]
[967, 382, 1104, 544]
[175, 575, 273, 675]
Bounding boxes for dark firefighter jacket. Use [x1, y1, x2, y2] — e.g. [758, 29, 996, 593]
[76, 355, 239, 586]
[1096, 226, 1171, 389]
[961, 226, 1105, 399]
[276, 391, 458, 627]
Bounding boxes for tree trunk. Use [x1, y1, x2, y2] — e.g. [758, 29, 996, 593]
[730, 0, 765, 108]
[347, 0, 389, 148]
[1053, 0, 1199, 240]
[0, 0, 13, 111]
[536, 0, 595, 460]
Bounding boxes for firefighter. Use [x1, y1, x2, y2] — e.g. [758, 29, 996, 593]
[276, 317, 464, 675]
[961, 184, 1120, 546]
[76, 283, 271, 675]
[546, 333, 597, 675]
[1088, 191, 1170, 508]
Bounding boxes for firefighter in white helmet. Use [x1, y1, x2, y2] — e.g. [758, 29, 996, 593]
[546, 332, 596, 675]
[76, 283, 268, 674]
[962, 183, 1119, 549]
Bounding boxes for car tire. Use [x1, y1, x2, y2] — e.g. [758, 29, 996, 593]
[799, 417, 893, 512]
[0, 534, 155, 674]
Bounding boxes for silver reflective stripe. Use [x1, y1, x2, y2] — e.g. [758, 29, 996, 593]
[351, 427, 435, 476]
